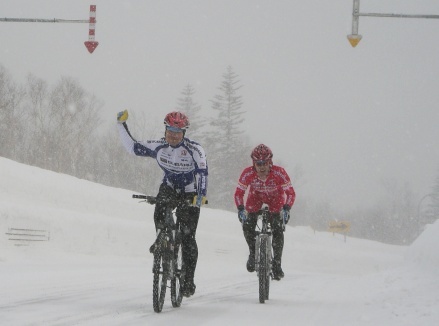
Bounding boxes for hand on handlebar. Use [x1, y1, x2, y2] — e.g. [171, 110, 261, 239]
[281, 204, 291, 224]
[237, 205, 248, 223]
[193, 195, 208, 207]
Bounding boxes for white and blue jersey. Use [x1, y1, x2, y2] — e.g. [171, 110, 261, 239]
[117, 123, 208, 197]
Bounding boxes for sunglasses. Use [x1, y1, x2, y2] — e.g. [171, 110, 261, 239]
[255, 160, 269, 167]
[166, 126, 184, 133]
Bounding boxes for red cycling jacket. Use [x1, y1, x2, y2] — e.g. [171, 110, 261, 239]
[234, 165, 296, 213]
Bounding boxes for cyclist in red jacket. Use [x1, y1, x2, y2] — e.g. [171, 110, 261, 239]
[234, 144, 296, 280]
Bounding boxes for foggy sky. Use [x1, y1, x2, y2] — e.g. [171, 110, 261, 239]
[1, 0, 439, 210]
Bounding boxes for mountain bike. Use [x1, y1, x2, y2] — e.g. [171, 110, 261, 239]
[133, 194, 185, 313]
[254, 205, 273, 304]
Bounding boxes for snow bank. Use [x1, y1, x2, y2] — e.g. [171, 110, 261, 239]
[405, 220, 439, 273]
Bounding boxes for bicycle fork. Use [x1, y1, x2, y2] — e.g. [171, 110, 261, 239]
[267, 235, 273, 277]
[163, 234, 176, 280]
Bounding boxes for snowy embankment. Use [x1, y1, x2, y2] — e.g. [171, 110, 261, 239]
[0, 157, 438, 326]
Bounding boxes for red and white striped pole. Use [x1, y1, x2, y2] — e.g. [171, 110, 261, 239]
[84, 5, 99, 54]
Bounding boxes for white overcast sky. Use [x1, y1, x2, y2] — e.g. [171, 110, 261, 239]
[1, 0, 439, 210]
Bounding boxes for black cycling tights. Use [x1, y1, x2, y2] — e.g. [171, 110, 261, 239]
[153, 184, 200, 282]
[243, 212, 284, 265]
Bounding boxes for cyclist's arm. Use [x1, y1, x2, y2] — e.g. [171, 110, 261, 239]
[196, 170, 208, 197]
[278, 167, 296, 207]
[117, 122, 136, 154]
[234, 167, 253, 207]
[187, 140, 208, 198]
[117, 122, 158, 157]
[284, 183, 296, 207]
[234, 184, 246, 208]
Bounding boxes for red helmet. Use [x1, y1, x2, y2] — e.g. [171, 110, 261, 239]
[251, 144, 273, 165]
[164, 111, 190, 130]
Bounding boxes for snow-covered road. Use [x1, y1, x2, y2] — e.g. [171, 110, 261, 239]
[1, 157, 438, 325]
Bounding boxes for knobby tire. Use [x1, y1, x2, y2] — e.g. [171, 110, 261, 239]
[152, 243, 167, 312]
[265, 238, 271, 301]
[171, 232, 184, 307]
[259, 237, 267, 303]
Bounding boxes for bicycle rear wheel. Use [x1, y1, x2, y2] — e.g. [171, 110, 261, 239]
[171, 232, 184, 307]
[152, 244, 168, 312]
[258, 237, 268, 303]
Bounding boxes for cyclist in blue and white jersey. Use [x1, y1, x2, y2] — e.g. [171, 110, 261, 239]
[116, 110, 208, 298]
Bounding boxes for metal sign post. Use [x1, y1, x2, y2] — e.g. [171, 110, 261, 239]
[0, 5, 99, 53]
[347, 0, 439, 47]
[84, 5, 98, 53]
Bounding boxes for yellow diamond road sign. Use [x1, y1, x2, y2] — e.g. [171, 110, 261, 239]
[328, 220, 351, 233]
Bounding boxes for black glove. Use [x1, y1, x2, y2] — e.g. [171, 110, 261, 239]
[282, 204, 291, 224]
[237, 205, 247, 223]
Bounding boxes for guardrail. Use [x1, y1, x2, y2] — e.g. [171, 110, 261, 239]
[5, 228, 50, 246]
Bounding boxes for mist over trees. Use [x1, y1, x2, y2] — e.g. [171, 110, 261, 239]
[205, 66, 252, 210]
[0, 65, 25, 160]
[428, 174, 439, 218]
[1, 63, 437, 245]
[176, 84, 206, 142]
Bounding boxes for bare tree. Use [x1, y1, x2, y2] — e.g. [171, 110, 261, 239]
[22, 76, 102, 176]
[23, 74, 50, 167]
[425, 169, 439, 224]
[48, 77, 102, 175]
[0, 65, 25, 160]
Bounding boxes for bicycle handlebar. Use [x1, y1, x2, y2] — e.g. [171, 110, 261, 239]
[132, 194, 157, 204]
[132, 194, 208, 206]
[132, 194, 147, 199]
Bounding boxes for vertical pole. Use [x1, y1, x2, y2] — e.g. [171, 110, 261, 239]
[88, 5, 96, 42]
[352, 0, 360, 35]
[84, 5, 99, 54]
[347, 0, 362, 47]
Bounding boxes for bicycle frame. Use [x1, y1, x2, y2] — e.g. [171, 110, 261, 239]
[133, 194, 185, 313]
[255, 206, 273, 273]
[154, 205, 179, 276]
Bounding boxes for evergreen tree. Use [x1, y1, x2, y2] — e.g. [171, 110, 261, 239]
[176, 84, 206, 141]
[426, 170, 439, 224]
[375, 178, 417, 244]
[207, 66, 250, 210]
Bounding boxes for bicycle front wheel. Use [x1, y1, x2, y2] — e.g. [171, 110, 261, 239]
[258, 237, 268, 304]
[265, 239, 271, 301]
[171, 232, 184, 307]
[152, 246, 168, 313]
